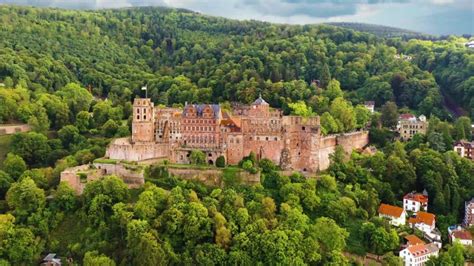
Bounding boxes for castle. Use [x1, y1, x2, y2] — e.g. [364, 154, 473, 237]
[106, 96, 369, 172]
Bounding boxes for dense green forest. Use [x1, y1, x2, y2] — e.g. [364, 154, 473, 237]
[326, 22, 432, 39]
[0, 5, 473, 265]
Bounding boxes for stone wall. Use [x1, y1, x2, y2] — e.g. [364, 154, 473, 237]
[167, 167, 260, 187]
[318, 131, 369, 171]
[0, 124, 31, 135]
[106, 138, 170, 161]
[94, 163, 144, 188]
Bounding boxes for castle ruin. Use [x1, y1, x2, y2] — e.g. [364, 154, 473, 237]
[106, 96, 369, 172]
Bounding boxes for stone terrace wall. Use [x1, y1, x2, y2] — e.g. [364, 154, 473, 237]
[0, 124, 30, 135]
[94, 162, 144, 188]
[167, 167, 260, 187]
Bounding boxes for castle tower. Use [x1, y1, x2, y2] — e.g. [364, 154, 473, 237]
[248, 94, 270, 117]
[132, 98, 155, 143]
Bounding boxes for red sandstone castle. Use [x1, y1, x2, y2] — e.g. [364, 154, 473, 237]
[106, 96, 369, 172]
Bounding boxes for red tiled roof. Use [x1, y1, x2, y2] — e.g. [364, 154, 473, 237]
[399, 113, 415, 120]
[452, 230, 472, 240]
[405, 235, 425, 246]
[409, 211, 435, 226]
[407, 243, 438, 257]
[404, 192, 428, 203]
[378, 203, 404, 218]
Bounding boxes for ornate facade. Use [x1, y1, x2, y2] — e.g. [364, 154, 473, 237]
[106, 96, 369, 172]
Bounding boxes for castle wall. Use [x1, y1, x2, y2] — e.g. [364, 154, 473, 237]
[106, 138, 170, 161]
[94, 163, 144, 188]
[167, 167, 260, 187]
[318, 131, 369, 171]
[318, 135, 338, 171]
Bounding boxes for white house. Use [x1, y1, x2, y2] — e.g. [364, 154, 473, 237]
[465, 198, 474, 227]
[449, 225, 473, 246]
[364, 101, 375, 113]
[399, 243, 439, 266]
[378, 203, 406, 226]
[403, 192, 428, 213]
[409, 211, 436, 234]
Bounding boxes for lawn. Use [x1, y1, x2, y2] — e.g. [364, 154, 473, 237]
[0, 134, 12, 168]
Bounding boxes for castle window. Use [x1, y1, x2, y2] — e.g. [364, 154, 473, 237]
[257, 137, 260, 141]
[236, 139, 240, 144]
[137, 108, 140, 113]
[274, 137, 278, 141]
[144, 115, 147, 119]
[302, 126, 306, 131]
[137, 115, 140, 120]
[143, 108, 146, 113]
[266, 137, 269, 141]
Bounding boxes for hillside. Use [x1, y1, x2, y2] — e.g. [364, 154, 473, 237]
[1, 5, 472, 120]
[326, 22, 432, 39]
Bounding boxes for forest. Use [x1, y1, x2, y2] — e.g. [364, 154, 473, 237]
[0, 4, 473, 265]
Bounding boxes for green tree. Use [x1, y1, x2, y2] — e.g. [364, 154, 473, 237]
[6, 177, 46, 220]
[380, 101, 398, 128]
[0, 170, 13, 199]
[330, 97, 356, 132]
[354, 105, 371, 129]
[288, 101, 314, 117]
[216, 156, 226, 168]
[0, 214, 41, 264]
[56, 83, 93, 118]
[102, 119, 119, 137]
[75, 111, 91, 133]
[321, 112, 340, 135]
[2, 153, 26, 180]
[190, 150, 206, 165]
[324, 79, 344, 101]
[52, 182, 77, 212]
[83, 251, 116, 266]
[10, 132, 51, 166]
[58, 125, 83, 150]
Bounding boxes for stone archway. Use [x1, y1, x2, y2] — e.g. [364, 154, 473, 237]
[208, 160, 214, 165]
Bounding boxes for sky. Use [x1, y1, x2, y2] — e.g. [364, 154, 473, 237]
[1, 0, 473, 35]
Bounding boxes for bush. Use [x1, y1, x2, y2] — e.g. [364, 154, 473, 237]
[216, 156, 226, 168]
[190, 150, 206, 165]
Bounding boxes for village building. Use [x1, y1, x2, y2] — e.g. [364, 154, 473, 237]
[453, 140, 474, 161]
[465, 198, 474, 227]
[448, 225, 473, 246]
[106, 96, 369, 172]
[408, 211, 436, 234]
[403, 192, 428, 213]
[397, 114, 428, 141]
[364, 101, 375, 113]
[399, 243, 439, 266]
[41, 253, 61, 266]
[378, 203, 406, 226]
[404, 235, 426, 248]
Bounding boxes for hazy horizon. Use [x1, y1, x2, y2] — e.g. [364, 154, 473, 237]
[0, 0, 473, 35]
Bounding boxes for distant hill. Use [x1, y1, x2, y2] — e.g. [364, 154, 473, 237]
[326, 22, 434, 39]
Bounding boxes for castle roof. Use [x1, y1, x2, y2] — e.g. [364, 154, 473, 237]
[399, 113, 416, 120]
[378, 203, 404, 218]
[183, 104, 221, 118]
[253, 94, 268, 105]
[404, 192, 428, 203]
[409, 211, 435, 226]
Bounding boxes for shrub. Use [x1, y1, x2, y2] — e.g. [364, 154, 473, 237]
[216, 156, 226, 168]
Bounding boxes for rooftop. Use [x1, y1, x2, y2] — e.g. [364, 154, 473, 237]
[378, 203, 404, 218]
[253, 94, 269, 105]
[452, 229, 472, 240]
[404, 192, 428, 203]
[407, 243, 439, 257]
[405, 235, 426, 246]
[409, 211, 435, 226]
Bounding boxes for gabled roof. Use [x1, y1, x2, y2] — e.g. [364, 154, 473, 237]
[407, 243, 439, 257]
[405, 235, 425, 246]
[409, 211, 435, 226]
[404, 192, 428, 204]
[378, 203, 404, 218]
[183, 104, 221, 119]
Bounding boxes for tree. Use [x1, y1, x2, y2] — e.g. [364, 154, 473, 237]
[330, 97, 356, 132]
[189, 150, 206, 165]
[75, 111, 91, 133]
[216, 156, 226, 168]
[324, 79, 344, 101]
[380, 101, 398, 128]
[354, 105, 371, 129]
[6, 177, 46, 220]
[320, 112, 339, 135]
[453, 116, 472, 141]
[10, 132, 51, 166]
[102, 119, 119, 137]
[2, 153, 26, 180]
[56, 83, 93, 118]
[52, 182, 77, 212]
[83, 251, 116, 266]
[288, 101, 313, 117]
[311, 217, 348, 262]
[0, 214, 41, 264]
[58, 125, 83, 150]
[0, 170, 13, 199]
